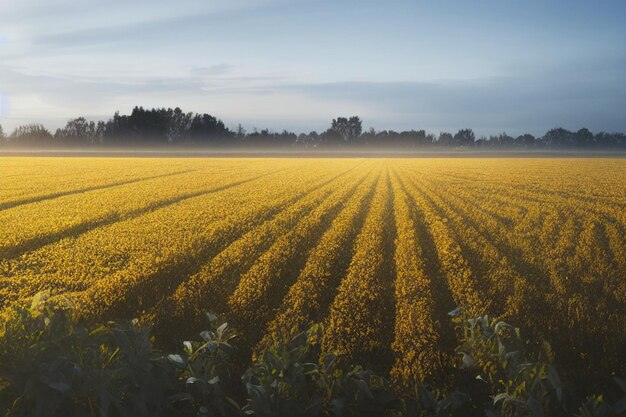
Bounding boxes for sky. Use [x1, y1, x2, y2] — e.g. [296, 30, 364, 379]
[0, 0, 625, 136]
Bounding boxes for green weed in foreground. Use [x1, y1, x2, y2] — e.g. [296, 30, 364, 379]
[0, 292, 624, 417]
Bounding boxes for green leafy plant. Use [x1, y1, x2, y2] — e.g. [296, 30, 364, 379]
[166, 313, 243, 417]
[0, 293, 624, 417]
[0, 292, 174, 417]
[449, 308, 626, 417]
[242, 324, 402, 417]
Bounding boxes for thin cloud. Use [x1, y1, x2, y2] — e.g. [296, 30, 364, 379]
[191, 64, 235, 76]
[0, 0, 624, 135]
[279, 60, 626, 135]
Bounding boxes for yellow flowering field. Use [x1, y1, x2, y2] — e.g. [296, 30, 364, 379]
[1, 156, 625, 382]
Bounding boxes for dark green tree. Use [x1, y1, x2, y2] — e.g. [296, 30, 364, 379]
[575, 128, 594, 147]
[167, 107, 193, 144]
[330, 116, 362, 143]
[9, 124, 53, 145]
[453, 128, 475, 146]
[543, 128, 574, 147]
[515, 133, 536, 147]
[189, 113, 230, 144]
[437, 132, 453, 146]
[54, 117, 98, 145]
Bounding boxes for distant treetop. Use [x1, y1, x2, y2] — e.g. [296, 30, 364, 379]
[1, 108, 625, 149]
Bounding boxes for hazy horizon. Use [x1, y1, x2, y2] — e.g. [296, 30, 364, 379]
[1, 0, 625, 137]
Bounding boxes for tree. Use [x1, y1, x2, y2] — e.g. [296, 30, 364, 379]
[189, 113, 230, 144]
[7, 106, 626, 150]
[235, 124, 247, 142]
[488, 132, 514, 147]
[543, 128, 574, 147]
[575, 128, 594, 147]
[410, 130, 431, 146]
[295, 131, 319, 147]
[104, 111, 132, 144]
[359, 127, 376, 146]
[167, 107, 193, 144]
[475, 136, 488, 147]
[95, 121, 106, 144]
[54, 117, 98, 145]
[320, 127, 343, 146]
[330, 116, 362, 143]
[0, 124, 5, 143]
[437, 132, 453, 146]
[9, 124, 53, 146]
[308, 131, 319, 145]
[128, 106, 171, 143]
[101, 107, 228, 145]
[515, 134, 536, 147]
[453, 128, 475, 146]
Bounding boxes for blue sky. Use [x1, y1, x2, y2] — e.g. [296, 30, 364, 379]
[0, 0, 625, 136]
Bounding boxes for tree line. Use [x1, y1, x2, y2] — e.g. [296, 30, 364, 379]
[1, 106, 625, 149]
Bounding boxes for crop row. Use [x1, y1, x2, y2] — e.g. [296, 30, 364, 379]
[387, 170, 448, 385]
[154, 165, 372, 340]
[227, 166, 373, 349]
[257, 169, 379, 351]
[0, 162, 358, 313]
[322, 167, 396, 368]
[1, 157, 624, 379]
[0, 157, 204, 209]
[0, 167, 280, 259]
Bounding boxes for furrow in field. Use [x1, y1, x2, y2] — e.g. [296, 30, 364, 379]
[420, 161, 626, 211]
[0, 157, 267, 205]
[410, 174, 546, 321]
[0, 168, 283, 260]
[412, 157, 626, 210]
[401, 164, 560, 270]
[427, 177, 578, 236]
[391, 170, 458, 352]
[152, 164, 372, 341]
[539, 212, 625, 376]
[435, 184, 563, 272]
[543, 213, 582, 297]
[412, 167, 614, 348]
[226, 165, 374, 352]
[256, 169, 379, 353]
[576, 218, 624, 299]
[322, 166, 397, 372]
[1, 158, 160, 203]
[68, 163, 365, 321]
[555, 216, 626, 369]
[424, 169, 626, 223]
[419, 177, 618, 368]
[559, 215, 623, 299]
[418, 179, 555, 323]
[387, 168, 452, 386]
[0, 162, 355, 311]
[490, 186, 624, 229]
[398, 172, 489, 317]
[0, 169, 196, 211]
[604, 221, 626, 276]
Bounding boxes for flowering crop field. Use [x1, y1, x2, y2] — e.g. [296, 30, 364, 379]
[1, 156, 625, 382]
